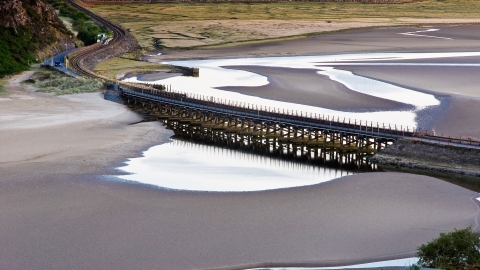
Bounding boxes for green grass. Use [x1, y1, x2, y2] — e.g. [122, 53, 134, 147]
[26, 70, 104, 95]
[0, 78, 7, 96]
[89, 0, 480, 49]
[94, 56, 171, 79]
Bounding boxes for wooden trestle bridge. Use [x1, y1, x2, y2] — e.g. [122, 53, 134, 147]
[120, 87, 409, 155]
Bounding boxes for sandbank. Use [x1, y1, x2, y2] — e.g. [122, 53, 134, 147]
[331, 63, 480, 138]
[0, 71, 173, 178]
[0, 167, 478, 269]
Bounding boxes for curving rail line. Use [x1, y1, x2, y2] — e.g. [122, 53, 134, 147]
[65, 0, 142, 85]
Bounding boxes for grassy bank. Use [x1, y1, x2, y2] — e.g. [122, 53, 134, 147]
[25, 69, 103, 95]
[89, 0, 480, 49]
[94, 56, 171, 79]
[0, 26, 40, 77]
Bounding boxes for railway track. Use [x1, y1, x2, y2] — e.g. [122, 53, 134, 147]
[65, 0, 139, 84]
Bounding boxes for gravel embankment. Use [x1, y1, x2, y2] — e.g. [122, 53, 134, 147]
[370, 139, 480, 177]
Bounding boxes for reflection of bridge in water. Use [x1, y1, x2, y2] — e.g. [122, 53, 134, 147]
[168, 135, 379, 174]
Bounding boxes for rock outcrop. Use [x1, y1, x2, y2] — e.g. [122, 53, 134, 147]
[0, 0, 76, 59]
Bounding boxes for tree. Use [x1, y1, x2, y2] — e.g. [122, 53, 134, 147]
[417, 226, 480, 270]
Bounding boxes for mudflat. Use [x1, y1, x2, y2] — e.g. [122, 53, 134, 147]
[152, 25, 480, 60]
[2, 25, 480, 270]
[0, 170, 477, 270]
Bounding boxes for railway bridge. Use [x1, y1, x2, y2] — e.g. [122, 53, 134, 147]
[119, 86, 411, 154]
[65, 0, 480, 158]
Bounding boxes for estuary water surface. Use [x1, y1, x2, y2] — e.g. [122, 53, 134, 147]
[119, 51, 480, 192]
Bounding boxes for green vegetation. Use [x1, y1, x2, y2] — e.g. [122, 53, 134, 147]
[45, 0, 109, 45]
[0, 26, 39, 77]
[90, 0, 480, 49]
[416, 227, 480, 270]
[94, 56, 171, 80]
[0, 77, 7, 95]
[25, 69, 103, 95]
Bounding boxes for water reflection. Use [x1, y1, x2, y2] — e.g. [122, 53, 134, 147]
[316, 67, 438, 109]
[117, 138, 374, 192]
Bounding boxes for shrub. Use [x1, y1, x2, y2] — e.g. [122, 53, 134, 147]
[45, 0, 109, 46]
[0, 26, 36, 77]
[417, 226, 480, 269]
[32, 70, 104, 95]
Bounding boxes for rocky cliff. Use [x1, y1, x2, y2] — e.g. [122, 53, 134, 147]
[0, 0, 76, 76]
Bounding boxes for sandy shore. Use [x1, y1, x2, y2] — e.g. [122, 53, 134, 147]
[2, 24, 480, 270]
[0, 71, 173, 180]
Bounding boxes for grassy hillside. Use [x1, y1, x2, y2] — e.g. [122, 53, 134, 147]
[0, 0, 75, 78]
[46, 0, 110, 46]
[0, 26, 39, 77]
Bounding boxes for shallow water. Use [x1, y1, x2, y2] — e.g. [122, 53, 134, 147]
[123, 52, 480, 129]
[117, 139, 371, 192]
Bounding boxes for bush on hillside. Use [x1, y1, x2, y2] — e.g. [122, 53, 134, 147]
[0, 26, 37, 77]
[45, 0, 108, 46]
